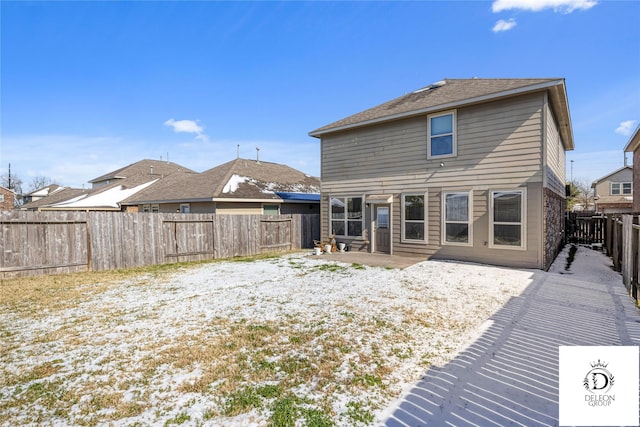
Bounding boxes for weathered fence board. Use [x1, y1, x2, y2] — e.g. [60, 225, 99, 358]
[606, 215, 638, 302]
[1, 212, 319, 278]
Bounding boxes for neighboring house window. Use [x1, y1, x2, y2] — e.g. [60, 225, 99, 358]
[151, 204, 159, 213]
[428, 110, 456, 158]
[142, 205, 150, 212]
[611, 182, 632, 195]
[442, 191, 471, 245]
[402, 193, 427, 242]
[263, 204, 280, 215]
[0, 194, 4, 203]
[330, 196, 363, 237]
[490, 190, 525, 249]
[180, 203, 191, 213]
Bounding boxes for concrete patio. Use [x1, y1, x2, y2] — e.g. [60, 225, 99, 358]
[312, 250, 426, 269]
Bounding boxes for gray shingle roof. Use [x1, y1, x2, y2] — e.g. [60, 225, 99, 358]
[310, 78, 568, 138]
[89, 159, 194, 184]
[123, 158, 320, 204]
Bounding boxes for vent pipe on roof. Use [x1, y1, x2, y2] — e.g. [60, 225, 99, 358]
[624, 153, 628, 167]
[256, 147, 260, 164]
[150, 165, 154, 175]
[237, 144, 240, 159]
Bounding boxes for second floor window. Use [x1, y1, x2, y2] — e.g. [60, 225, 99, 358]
[611, 182, 632, 195]
[428, 110, 456, 158]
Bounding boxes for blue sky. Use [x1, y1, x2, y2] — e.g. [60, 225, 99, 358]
[1, 0, 639, 190]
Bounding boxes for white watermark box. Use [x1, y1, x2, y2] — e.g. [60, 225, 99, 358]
[559, 346, 639, 426]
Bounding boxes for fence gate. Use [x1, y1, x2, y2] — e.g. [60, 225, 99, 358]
[565, 212, 605, 245]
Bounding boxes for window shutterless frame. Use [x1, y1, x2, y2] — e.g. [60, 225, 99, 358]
[427, 110, 457, 159]
[489, 189, 526, 250]
[441, 190, 472, 246]
[401, 192, 427, 243]
[329, 195, 364, 237]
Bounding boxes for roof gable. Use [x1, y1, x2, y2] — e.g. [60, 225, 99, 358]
[591, 166, 633, 186]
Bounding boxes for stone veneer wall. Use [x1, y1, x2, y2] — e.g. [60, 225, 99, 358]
[543, 188, 566, 270]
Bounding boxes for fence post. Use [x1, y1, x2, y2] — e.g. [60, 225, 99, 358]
[622, 215, 633, 291]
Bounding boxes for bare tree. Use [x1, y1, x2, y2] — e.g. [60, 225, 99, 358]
[0, 168, 24, 206]
[567, 179, 594, 211]
[29, 176, 55, 193]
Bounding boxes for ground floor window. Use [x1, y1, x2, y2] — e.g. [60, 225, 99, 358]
[443, 191, 471, 245]
[180, 203, 191, 213]
[330, 196, 363, 237]
[490, 190, 525, 249]
[402, 193, 427, 242]
[142, 204, 159, 213]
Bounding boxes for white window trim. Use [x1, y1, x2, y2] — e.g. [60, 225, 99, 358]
[401, 192, 428, 244]
[611, 182, 632, 195]
[489, 189, 527, 250]
[329, 195, 364, 238]
[441, 190, 473, 247]
[427, 110, 457, 159]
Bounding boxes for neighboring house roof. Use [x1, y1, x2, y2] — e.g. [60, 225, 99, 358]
[24, 184, 64, 198]
[33, 159, 194, 211]
[123, 158, 321, 205]
[623, 122, 640, 152]
[89, 159, 193, 185]
[591, 166, 633, 187]
[20, 187, 89, 210]
[47, 180, 159, 210]
[309, 78, 574, 150]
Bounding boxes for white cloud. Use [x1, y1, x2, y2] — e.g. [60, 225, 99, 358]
[492, 18, 517, 32]
[164, 118, 209, 142]
[492, 0, 598, 13]
[615, 120, 638, 136]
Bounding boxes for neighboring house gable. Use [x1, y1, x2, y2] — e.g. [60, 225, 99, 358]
[122, 158, 320, 215]
[591, 166, 633, 214]
[310, 78, 573, 270]
[0, 186, 15, 211]
[623, 123, 640, 212]
[22, 184, 63, 204]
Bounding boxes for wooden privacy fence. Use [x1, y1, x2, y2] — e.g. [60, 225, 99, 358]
[565, 212, 605, 245]
[0, 211, 320, 278]
[605, 215, 638, 301]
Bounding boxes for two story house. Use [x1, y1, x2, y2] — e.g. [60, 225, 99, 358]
[623, 123, 640, 212]
[591, 166, 633, 214]
[310, 78, 573, 270]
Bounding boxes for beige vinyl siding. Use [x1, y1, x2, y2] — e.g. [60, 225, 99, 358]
[215, 202, 263, 215]
[544, 97, 566, 195]
[594, 168, 633, 197]
[320, 92, 547, 268]
[322, 93, 544, 190]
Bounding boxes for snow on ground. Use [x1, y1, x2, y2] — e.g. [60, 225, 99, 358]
[0, 253, 536, 426]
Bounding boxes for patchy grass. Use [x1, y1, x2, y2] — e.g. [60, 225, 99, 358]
[0, 253, 531, 426]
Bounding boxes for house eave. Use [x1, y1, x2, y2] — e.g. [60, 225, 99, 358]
[309, 80, 572, 145]
[623, 123, 640, 152]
